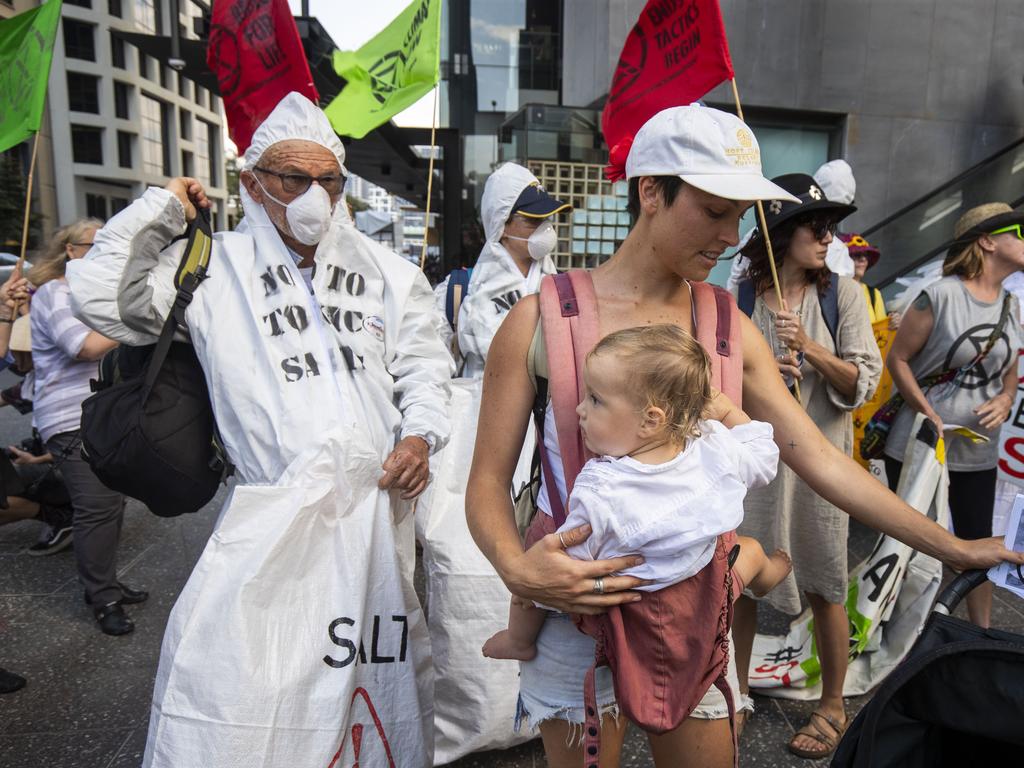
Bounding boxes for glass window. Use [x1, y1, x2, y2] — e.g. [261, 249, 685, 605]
[67, 72, 100, 113]
[470, 0, 525, 112]
[63, 18, 96, 61]
[181, 150, 193, 177]
[114, 81, 131, 119]
[71, 125, 103, 164]
[195, 85, 206, 109]
[179, 108, 191, 140]
[205, 120, 219, 187]
[178, 76, 191, 101]
[194, 118, 209, 184]
[66, 0, 91, 7]
[135, 0, 156, 33]
[108, 0, 121, 16]
[85, 194, 108, 219]
[117, 130, 133, 168]
[140, 94, 165, 176]
[111, 197, 129, 215]
[139, 53, 149, 80]
[110, 32, 126, 68]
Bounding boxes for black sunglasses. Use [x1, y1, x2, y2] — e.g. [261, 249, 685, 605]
[795, 215, 839, 242]
[253, 167, 344, 196]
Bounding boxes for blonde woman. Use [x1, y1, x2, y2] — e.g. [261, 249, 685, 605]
[885, 203, 1024, 629]
[29, 219, 147, 636]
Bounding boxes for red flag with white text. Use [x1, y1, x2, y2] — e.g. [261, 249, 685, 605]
[207, 0, 319, 152]
[602, 0, 734, 180]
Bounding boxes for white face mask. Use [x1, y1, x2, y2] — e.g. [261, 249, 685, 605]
[254, 176, 335, 246]
[505, 220, 557, 261]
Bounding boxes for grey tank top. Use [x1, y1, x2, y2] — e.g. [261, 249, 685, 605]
[884, 277, 1022, 471]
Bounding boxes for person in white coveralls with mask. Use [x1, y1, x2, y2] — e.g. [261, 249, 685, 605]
[435, 162, 571, 377]
[66, 92, 452, 768]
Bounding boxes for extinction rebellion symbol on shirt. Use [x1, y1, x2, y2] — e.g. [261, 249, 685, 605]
[942, 323, 1011, 391]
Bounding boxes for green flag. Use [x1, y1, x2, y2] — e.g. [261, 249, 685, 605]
[325, 0, 441, 139]
[0, 0, 62, 154]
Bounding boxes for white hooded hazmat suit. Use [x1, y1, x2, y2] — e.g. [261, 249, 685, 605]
[433, 162, 557, 377]
[419, 163, 559, 761]
[66, 93, 452, 768]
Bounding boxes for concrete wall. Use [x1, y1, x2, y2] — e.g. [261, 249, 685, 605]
[563, 0, 1024, 230]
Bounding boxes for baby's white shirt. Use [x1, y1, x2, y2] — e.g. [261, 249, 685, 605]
[558, 420, 778, 591]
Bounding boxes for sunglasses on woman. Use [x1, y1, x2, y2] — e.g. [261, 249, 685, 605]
[795, 216, 839, 242]
[990, 224, 1024, 240]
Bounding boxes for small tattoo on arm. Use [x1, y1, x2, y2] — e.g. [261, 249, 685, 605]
[788, 441, 797, 450]
[912, 292, 931, 312]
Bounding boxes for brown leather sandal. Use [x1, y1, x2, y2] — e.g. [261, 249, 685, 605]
[787, 709, 848, 759]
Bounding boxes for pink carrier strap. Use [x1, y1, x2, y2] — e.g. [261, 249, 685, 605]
[537, 271, 601, 526]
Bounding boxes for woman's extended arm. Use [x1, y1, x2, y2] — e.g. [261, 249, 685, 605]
[886, 291, 942, 431]
[465, 295, 647, 614]
[739, 311, 1024, 570]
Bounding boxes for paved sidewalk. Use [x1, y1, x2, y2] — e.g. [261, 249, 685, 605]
[1, 401, 1022, 768]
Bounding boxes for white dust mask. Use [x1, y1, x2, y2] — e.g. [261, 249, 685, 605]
[255, 177, 335, 246]
[505, 220, 557, 261]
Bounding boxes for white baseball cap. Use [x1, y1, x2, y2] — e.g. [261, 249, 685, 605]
[623, 104, 800, 203]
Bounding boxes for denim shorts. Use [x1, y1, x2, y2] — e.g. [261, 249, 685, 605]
[516, 612, 752, 736]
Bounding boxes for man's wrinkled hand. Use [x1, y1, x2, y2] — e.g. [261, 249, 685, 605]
[379, 436, 431, 500]
[165, 177, 211, 222]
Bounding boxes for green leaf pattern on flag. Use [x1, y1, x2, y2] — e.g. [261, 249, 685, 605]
[325, 0, 440, 139]
[0, 0, 62, 154]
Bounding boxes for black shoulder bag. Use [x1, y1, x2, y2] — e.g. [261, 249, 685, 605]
[80, 209, 233, 517]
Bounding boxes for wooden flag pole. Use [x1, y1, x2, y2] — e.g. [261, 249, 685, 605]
[16, 130, 41, 273]
[729, 78, 801, 402]
[418, 83, 440, 271]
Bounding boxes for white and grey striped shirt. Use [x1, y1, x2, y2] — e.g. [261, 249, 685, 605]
[30, 278, 97, 442]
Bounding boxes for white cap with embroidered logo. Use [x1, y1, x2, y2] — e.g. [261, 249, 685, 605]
[624, 104, 800, 203]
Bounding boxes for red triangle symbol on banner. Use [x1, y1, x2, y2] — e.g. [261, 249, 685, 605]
[326, 687, 397, 768]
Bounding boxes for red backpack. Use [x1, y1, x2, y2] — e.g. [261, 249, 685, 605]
[525, 270, 743, 766]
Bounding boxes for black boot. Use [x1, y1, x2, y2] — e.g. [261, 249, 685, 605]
[93, 602, 134, 636]
[0, 668, 26, 694]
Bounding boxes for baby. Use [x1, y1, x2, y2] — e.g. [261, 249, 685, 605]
[484, 323, 791, 661]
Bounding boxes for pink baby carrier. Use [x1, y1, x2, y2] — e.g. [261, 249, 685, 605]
[525, 270, 744, 766]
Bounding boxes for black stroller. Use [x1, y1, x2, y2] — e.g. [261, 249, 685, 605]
[832, 570, 1024, 766]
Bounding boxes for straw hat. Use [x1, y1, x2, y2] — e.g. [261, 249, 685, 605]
[9, 315, 30, 353]
[947, 202, 1024, 259]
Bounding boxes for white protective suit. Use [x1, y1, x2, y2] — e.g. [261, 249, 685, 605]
[727, 159, 857, 291]
[419, 163, 556, 761]
[433, 162, 557, 377]
[66, 93, 452, 768]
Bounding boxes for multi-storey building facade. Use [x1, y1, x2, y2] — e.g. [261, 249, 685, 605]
[1, 0, 228, 239]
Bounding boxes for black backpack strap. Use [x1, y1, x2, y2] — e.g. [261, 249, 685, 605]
[141, 209, 213, 401]
[737, 279, 755, 318]
[819, 272, 840, 345]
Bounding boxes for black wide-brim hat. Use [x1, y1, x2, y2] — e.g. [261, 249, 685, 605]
[746, 173, 856, 246]
[946, 203, 1024, 259]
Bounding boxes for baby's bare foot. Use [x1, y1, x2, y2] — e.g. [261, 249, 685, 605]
[482, 630, 537, 661]
[749, 549, 793, 597]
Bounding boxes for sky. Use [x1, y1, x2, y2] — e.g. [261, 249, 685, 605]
[286, 0, 438, 127]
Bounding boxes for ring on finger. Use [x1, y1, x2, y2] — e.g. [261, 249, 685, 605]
[558, 532, 568, 549]
[593, 576, 605, 595]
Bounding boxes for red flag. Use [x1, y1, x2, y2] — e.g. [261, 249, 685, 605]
[602, 0, 734, 180]
[207, 0, 319, 152]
